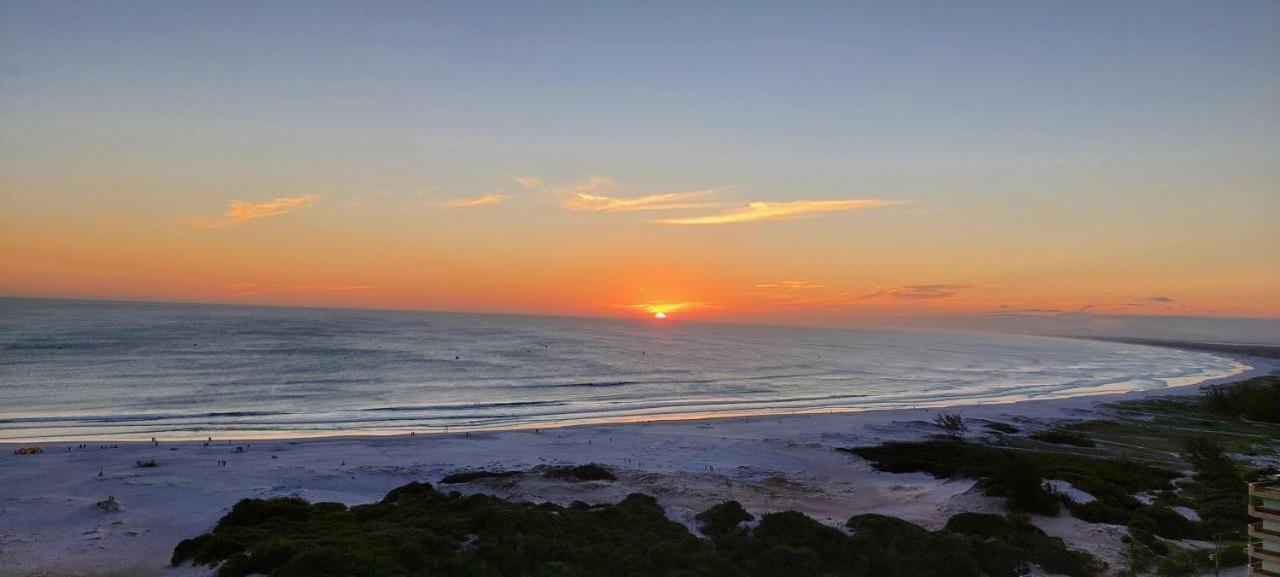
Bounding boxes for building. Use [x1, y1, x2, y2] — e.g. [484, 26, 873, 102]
[1250, 479, 1280, 576]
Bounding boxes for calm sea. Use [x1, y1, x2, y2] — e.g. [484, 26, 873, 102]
[0, 298, 1246, 441]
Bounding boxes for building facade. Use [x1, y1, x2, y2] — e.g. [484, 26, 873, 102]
[1250, 480, 1280, 576]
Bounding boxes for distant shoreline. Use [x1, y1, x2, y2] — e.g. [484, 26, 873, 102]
[2, 337, 1269, 447]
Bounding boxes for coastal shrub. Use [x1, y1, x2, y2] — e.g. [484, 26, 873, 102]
[845, 513, 928, 543]
[944, 513, 1103, 577]
[845, 440, 1178, 494]
[744, 545, 821, 577]
[173, 482, 1105, 577]
[1029, 429, 1096, 448]
[984, 454, 1059, 515]
[847, 440, 1175, 511]
[439, 469, 524, 484]
[846, 439, 1221, 541]
[984, 421, 1019, 434]
[219, 496, 314, 527]
[751, 510, 853, 570]
[696, 500, 753, 538]
[846, 515, 985, 577]
[1128, 506, 1200, 540]
[933, 412, 967, 438]
[1182, 436, 1248, 537]
[1202, 376, 1280, 423]
[543, 464, 617, 482]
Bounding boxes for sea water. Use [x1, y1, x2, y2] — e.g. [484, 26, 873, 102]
[0, 298, 1246, 441]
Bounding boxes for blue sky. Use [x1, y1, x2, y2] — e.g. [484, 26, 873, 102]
[5, 0, 1277, 170]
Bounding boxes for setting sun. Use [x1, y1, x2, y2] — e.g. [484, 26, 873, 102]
[654, 312, 666, 319]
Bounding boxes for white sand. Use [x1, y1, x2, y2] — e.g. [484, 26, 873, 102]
[0, 355, 1271, 577]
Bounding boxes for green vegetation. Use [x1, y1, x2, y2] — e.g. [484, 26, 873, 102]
[1028, 429, 1096, 448]
[1180, 436, 1248, 537]
[439, 464, 617, 485]
[932, 412, 967, 438]
[1067, 376, 1280, 463]
[982, 422, 1019, 434]
[439, 470, 522, 484]
[172, 483, 1103, 577]
[986, 455, 1059, 515]
[543, 464, 617, 482]
[850, 378, 1280, 574]
[694, 501, 753, 539]
[1202, 375, 1280, 423]
[846, 439, 1178, 494]
[847, 432, 1263, 543]
[941, 513, 1100, 577]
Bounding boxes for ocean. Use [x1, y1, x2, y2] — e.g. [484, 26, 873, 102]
[0, 298, 1247, 441]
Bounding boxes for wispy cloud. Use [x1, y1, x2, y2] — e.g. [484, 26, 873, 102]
[659, 199, 896, 225]
[754, 283, 983, 309]
[439, 194, 507, 208]
[756, 280, 827, 290]
[222, 283, 374, 297]
[986, 306, 1068, 315]
[1123, 295, 1178, 308]
[557, 176, 725, 213]
[859, 284, 975, 301]
[183, 195, 320, 229]
[509, 174, 545, 190]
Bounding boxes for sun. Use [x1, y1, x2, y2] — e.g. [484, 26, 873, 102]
[654, 312, 667, 319]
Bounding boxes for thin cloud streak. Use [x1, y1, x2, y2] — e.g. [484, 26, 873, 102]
[440, 194, 507, 208]
[508, 174, 544, 190]
[222, 283, 374, 297]
[756, 281, 827, 290]
[859, 284, 976, 301]
[558, 176, 726, 212]
[755, 283, 983, 309]
[182, 195, 320, 229]
[659, 199, 897, 224]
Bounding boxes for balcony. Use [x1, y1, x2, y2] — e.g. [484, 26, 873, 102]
[1254, 480, 1280, 502]
[1251, 505, 1280, 523]
[1251, 561, 1280, 577]
[1254, 543, 1280, 562]
[1251, 522, 1280, 542]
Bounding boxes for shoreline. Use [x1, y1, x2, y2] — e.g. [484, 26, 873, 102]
[1, 340, 1265, 446]
[0, 347, 1273, 576]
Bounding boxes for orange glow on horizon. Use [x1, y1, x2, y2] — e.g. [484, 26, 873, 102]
[1, 175, 1277, 323]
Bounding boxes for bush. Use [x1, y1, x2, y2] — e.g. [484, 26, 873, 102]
[1202, 376, 1280, 423]
[696, 501, 753, 539]
[984, 422, 1019, 434]
[1029, 429, 1096, 448]
[984, 455, 1059, 516]
[173, 481, 1105, 577]
[543, 464, 617, 482]
[440, 469, 523, 484]
[847, 439, 1200, 535]
[944, 513, 1103, 577]
[934, 413, 967, 438]
[1182, 436, 1248, 537]
[846, 440, 1178, 493]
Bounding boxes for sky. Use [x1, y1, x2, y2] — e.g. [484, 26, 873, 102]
[1, 1, 1278, 329]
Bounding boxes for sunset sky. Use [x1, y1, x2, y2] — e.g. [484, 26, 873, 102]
[2, 1, 1278, 325]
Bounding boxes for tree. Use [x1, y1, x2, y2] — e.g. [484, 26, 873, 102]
[934, 413, 968, 439]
